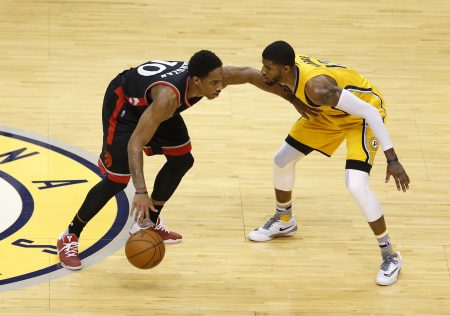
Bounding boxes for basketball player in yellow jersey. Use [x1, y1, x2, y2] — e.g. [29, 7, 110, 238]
[248, 41, 410, 286]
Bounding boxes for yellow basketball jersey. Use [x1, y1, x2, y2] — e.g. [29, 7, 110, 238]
[293, 53, 386, 121]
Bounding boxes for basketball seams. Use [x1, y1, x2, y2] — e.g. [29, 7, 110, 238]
[142, 241, 158, 269]
[126, 242, 157, 259]
[141, 232, 164, 268]
[125, 230, 164, 269]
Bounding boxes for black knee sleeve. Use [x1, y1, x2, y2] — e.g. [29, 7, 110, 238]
[168, 153, 194, 176]
[151, 153, 194, 202]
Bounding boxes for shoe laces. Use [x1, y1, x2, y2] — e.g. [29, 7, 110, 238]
[154, 217, 170, 233]
[61, 240, 79, 257]
[380, 253, 398, 271]
[262, 217, 279, 230]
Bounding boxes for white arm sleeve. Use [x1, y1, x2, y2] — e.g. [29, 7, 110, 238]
[335, 89, 393, 151]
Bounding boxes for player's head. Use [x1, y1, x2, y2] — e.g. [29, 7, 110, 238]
[261, 41, 295, 86]
[188, 50, 224, 99]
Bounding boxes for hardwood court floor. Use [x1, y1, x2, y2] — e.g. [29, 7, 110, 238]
[0, 0, 449, 315]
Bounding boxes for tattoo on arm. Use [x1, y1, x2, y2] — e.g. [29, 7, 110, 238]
[128, 149, 146, 191]
[306, 75, 342, 107]
[316, 86, 341, 106]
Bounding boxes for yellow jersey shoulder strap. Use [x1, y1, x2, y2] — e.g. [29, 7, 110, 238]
[294, 53, 334, 106]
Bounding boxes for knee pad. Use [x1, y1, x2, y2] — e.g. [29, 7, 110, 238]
[273, 142, 305, 191]
[167, 153, 194, 175]
[345, 169, 383, 222]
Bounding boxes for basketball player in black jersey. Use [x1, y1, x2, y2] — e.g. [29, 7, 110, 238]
[56, 50, 319, 271]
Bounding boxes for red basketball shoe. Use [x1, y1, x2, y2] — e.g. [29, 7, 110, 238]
[129, 217, 182, 244]
[57, 233, 82, 270]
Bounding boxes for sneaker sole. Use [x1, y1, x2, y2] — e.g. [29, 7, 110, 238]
[248, 226, 297, 242]
[60, 262, 82, 271]
[163, 239, 182, 244]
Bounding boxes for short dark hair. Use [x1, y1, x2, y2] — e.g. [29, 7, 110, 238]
[188, 50, 223, 78]
[262, 41, 295, 67]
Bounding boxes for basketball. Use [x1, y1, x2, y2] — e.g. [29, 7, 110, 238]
[125, 230, 165, 269]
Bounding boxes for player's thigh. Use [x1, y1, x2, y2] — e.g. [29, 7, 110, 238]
[345, 123, 379, 171]
[145, 114, 192, 156]
[99, 129, 132, 177]
[289, 118, 345, 157]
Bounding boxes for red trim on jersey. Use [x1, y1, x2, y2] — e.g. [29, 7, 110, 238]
[143, 147, 154, 156]
[98, 158, 107, 174]
[162, 142, 192, 156]
[97, 158, 131, 184]
[128, 97, 147, 106]
[107, 87, 126, 145]
[107, 173, 131, 184]
[184, 77, 193, 107]
[114, 85, 146, 106]
[145, 81, 181, 107]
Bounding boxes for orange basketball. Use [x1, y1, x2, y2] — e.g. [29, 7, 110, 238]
[125, 230, 165, 269]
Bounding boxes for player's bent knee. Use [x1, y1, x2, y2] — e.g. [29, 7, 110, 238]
[273, 152, 287, 168]
[345, 169, 383, 222]
[168, 153, 194, 174]
[273, 143, 305, 168]
[346, 177, 365, 196]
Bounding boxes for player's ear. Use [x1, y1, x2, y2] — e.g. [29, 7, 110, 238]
[192, 76, 201, 85]
[282, 65, 292, 72]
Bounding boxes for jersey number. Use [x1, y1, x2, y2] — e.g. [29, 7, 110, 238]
[137, 60, 178, 76]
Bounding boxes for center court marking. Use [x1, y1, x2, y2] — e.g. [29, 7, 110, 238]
[0, 126, 134, 292]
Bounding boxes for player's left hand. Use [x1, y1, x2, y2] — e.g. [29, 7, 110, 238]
[130, 193, 157, 222]
[385, 160, 410, 192]
[290, 97, 321, 119]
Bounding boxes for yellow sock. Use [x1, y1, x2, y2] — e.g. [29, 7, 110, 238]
[279, 214, 292, 222]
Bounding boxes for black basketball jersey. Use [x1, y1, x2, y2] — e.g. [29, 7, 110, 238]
[119, 60, 202, 114]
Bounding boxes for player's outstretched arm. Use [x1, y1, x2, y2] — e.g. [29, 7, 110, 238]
[128, 85, 179, 222]
[222, 66, 320, 119]
[305, 74, 410, 192]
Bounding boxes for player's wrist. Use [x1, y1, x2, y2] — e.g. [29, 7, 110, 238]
[384, 148, 398, 164]
[387, 158, 398, 164]
[135, 190, 148, 195]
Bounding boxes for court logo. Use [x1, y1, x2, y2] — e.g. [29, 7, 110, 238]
[369, 137, 378, 151]
[0, 126, 132, 292]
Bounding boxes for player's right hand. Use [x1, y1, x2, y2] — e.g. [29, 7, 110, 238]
[385, 160, 410, 192]
[130, 194, 157, 222]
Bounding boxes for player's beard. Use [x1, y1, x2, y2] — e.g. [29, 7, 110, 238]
[264, 74, 281, 86]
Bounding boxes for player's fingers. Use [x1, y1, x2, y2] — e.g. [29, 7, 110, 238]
[394, 177, 401, 191]
[403, 176, 410, 190]
[129, 202, 137, 218]
[400, 179, 407, 192]
[138, 209, 144, 222]
[385, 171, 391, 183]
[149, 204, 158, 213]
[405, 173, 411, 185]
[301, 111, 309, 120]
[305, 107, 320, 116]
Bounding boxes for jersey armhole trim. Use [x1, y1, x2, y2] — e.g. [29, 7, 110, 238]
[145, 81, 182, 108]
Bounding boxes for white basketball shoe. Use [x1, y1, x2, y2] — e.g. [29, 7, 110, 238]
[376, 251, 402, 285]
[248, 216, 297, 242]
